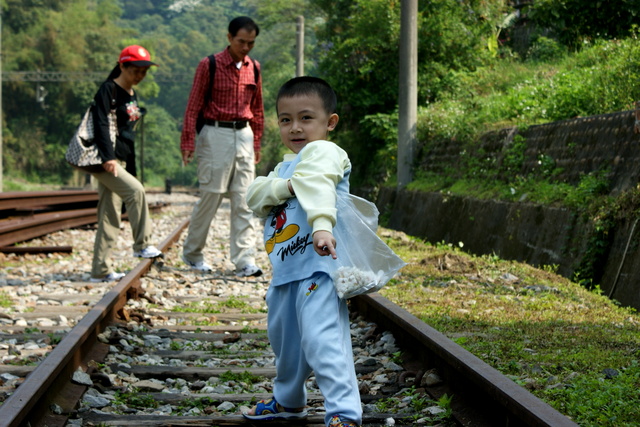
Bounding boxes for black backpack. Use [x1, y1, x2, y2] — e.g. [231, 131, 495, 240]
[195, 55, 260, 133]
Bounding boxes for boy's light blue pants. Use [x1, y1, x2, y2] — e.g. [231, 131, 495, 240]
[266, 272, 362, 426]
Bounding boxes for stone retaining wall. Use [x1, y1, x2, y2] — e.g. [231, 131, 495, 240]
[377, 109, 640, 309]
[418, 109, 639, 192]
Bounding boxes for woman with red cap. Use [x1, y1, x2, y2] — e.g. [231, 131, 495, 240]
[89, 45, 163, 282]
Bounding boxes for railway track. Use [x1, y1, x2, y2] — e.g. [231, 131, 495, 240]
[0, 192, 579, 427]
[0, 190, 166, 249]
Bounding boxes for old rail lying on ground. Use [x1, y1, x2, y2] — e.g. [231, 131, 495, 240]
[0, 191, 579, 427]
[0, 190, 99, 212]
[0, 190, 165, 248]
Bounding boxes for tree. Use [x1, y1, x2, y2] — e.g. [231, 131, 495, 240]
[526, 0, 640, 49]
[2, 0, 125, 183]
[308, 0, 506, 189]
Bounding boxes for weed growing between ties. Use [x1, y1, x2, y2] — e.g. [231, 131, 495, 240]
[113, 391, 159, 410]
[0, 292, 13, 308]
[47, 332, 62, 345]
[218, 369, 264, 385]
[382, 233, 640, 426]
[173, 296, 266, 315]
[375, 387, 455, 425]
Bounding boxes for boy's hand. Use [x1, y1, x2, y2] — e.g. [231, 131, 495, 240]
[313, 230, 337, 259]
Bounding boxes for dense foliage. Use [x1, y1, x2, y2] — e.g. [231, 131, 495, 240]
[2, 0, 640, 192]
[3, 2, 640, 425]
[314, 0, 505, 190]
[1, 0, 310, 188]
[526, 0, 640, 49]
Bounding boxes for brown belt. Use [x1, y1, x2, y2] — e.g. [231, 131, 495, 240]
[203, 119, 248, 130]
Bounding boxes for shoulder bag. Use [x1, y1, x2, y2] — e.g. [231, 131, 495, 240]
[66, 83, 118, 173]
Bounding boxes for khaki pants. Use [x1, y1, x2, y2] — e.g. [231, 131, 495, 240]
[182, 124, 257, 269]
[91, 162, 152, 277]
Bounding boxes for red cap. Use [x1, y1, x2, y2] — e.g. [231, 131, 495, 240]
[118, 45, 157, 67]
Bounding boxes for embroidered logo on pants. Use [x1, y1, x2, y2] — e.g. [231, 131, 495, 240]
[306, 282, 318, 296]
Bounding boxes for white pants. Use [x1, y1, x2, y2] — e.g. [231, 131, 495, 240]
[266, 273, 362, 425]
[183, 124, 257, 269]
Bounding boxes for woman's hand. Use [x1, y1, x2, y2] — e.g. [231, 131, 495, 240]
[313, 230, 337, 259]
[102, 160, 118, 177]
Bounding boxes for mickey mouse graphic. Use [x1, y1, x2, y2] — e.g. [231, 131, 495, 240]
[265, 202, 299, 254]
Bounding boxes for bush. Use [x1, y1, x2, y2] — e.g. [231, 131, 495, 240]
[527, 36, 566, 62]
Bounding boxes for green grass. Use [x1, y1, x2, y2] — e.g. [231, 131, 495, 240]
[381, 234, 640, 426]
[218, 370, 265, 385]
[1, 177, 61, 192]
[0, 292, 13, 308]
[112, 391, 159, 410]
[374, 36, 640, 219]
[172, 296, 265, 315]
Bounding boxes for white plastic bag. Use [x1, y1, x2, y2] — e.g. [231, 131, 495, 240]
[331, 193, 406, 299]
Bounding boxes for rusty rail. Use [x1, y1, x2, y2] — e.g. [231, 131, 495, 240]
[351, 294, 579, 427]
[0, 208, 98, 247]
[0, 190, 166, 247]
[0, 218, 190, 427]
[0, 190, 98, 212]
[0, 191, 579, 427]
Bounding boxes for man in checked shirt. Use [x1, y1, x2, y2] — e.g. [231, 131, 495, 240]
[180, 16, 264, 277]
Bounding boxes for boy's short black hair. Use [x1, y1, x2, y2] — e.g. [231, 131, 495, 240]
[276, 76, 337, 114]
[229, 16, 259, 37]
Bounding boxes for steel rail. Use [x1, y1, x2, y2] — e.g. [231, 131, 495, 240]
[0, 191, 579, 426]
[0, 208, 98, 247]
[0, 218, 190, 427]
[0, 202, 166, 247]
[0, 245, 73, 254]
[351, 293, 579, 427]
[0, 190, 98, 212]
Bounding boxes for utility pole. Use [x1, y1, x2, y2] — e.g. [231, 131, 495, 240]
[296, 16, 304, 77]
[139, 115, 145, 185]
[397, 0, 417, 189]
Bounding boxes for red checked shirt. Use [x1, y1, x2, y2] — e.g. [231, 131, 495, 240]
[180, 48, 264, 153]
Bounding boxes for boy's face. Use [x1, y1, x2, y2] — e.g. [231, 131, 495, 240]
[277, 94, 339, 154]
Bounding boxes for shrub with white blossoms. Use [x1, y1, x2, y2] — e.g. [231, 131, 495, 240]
[332, 266, 383, 299]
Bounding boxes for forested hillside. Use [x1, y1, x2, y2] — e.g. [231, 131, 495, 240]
[2, 0, 639, 192]
[2, 0, 315, 188]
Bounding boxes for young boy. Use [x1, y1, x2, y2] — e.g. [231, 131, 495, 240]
[244, 76, 362, 427]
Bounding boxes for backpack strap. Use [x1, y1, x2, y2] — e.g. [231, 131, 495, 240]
[251, 58, 259, 84]
[196, 55, 216, 133]
[204, 54, 216, 107]
[201, 54, 259, 111]
[206, 54, 259, 93]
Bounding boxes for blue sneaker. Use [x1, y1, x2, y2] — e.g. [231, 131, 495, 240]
[243, 397, 307, 420]
[329, 414, 359, 427]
